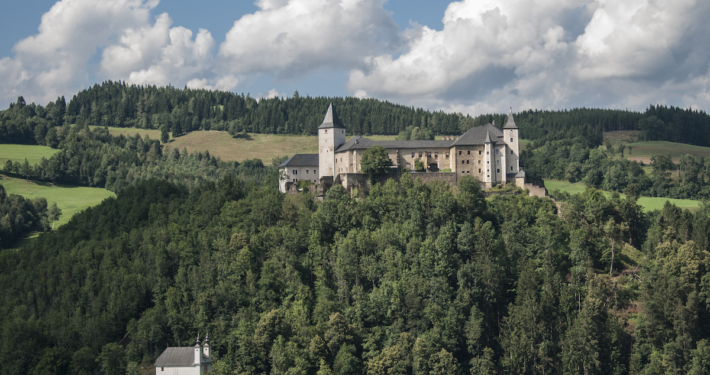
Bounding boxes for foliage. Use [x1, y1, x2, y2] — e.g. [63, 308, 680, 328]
[0, 184, 49, 248]
[359, 146, 393, 174]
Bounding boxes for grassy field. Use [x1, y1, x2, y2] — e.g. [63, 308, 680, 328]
[0, 174, 115, 228]
[0, 144, 58, 166]
[545, 179, 701, 212]
[603, 130, 710, 164]
[89, 126, 164, 141]
[164, 132, 399, 165]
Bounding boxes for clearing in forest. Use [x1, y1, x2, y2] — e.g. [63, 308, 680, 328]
[0, 174, 115, 228]
[603, 131, 710, 163]
[0, 144, 58, 166]
[544, 179, 701, 212]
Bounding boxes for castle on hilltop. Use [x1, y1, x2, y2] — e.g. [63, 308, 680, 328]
[279, 103, 527, 194]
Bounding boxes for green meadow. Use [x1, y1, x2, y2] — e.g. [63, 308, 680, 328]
[0, 144, 58, 166]
[545, 179, 701, 212]
[0, 174, 115, 228]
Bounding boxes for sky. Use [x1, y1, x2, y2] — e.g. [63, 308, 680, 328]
[1, 0, 710, 117]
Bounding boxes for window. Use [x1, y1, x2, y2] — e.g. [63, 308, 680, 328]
[462, 171, 465, 174]
[342, 130, 344, 134]
[445, 153, 449, 158]
[467, 151, 470, 155]
[419, 152, 423, 157]
[306, 170, 309, 174]
[314, 180, 317, 183]
[161, 368, 164, 372]
[325, 130, 328, 134]
[467, 171, 470, 173]
[487, 151, 489, 155]
[293, 169, 297, 175]
[461, 160, 465, 164]
[412, 152, 415, 158]
[478, 160, 481, 164]
[478, 150, 481, 155]
[434, 152, 438, 158]
[497, 169, 500, 173]
[459, 151, 462, 155]
[496, 160, 500, 165]
[510, 166, 514, 171]
[466, 160, 469, 164]
[479, 169, 481, 173]
[487, 161, 489, 164]
[511, 138, 513, 142]
[511, 150, 514, 155]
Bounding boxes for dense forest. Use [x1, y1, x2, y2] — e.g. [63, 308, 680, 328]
[2, 81, 709, 146]
[2, 175, 710, 374]
[0, 184, 50, 248]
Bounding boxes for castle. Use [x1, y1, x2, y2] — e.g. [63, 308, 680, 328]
[279, 103, 526, 194]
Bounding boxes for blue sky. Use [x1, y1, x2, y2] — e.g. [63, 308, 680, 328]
[1, 0, 709, 116]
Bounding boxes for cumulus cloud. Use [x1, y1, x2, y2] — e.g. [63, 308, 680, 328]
[101, 14, 218, 87]
[217, 0, 401, 77]
[347, 0, 710, 115]
[0, 0, 159, 104]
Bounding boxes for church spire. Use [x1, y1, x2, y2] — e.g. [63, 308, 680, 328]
[503, 106, 518, 129]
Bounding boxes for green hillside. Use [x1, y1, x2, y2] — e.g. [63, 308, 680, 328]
[0, 144, 58, 167]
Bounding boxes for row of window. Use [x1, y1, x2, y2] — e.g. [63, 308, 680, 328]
[291, 179, 318, 183]
[291, 169, 317, 175]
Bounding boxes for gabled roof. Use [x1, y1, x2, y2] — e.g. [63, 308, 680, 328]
[154, 348, 197, 367]
[318, 102, 345, 129]
[336, 137, 453, 152]
[278, 154, 319, 167]
[452, 123, 502, 146]
[503, 107, 517, 129]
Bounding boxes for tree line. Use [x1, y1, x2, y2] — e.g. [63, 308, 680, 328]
[2, 174, 710, 374]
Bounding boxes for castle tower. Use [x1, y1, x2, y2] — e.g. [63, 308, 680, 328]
[503, 107, 519, 174]
[193, 334, 202, 365]
[318, 102, 346, 178]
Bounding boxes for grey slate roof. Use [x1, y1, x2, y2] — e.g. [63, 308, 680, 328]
[318, 102, 345, 129]
[154, 348, 197, 367]
[451, 123, 502, 146]
[503, 108, 518, 129]
[335, 123, 506, 153]
[278, 154, 319, 167]
[484, 131, 492, 143]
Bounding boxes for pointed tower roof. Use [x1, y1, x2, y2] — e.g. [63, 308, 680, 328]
[484, 131, 492, 143]
[194, 334, 201, 347]
[318, 102, 345, 129]
[203, 333, 210, 346]
[503, 107, 517, 129]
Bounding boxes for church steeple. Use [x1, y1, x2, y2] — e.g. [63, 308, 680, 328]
[503, 107, 517, 129]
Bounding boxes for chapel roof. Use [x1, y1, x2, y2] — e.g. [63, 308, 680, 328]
[451, 123, 502, 146]
[278, 154, 319, 167]
[154, 348, 208, 367]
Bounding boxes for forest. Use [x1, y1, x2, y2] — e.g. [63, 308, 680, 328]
[2, 175, 710, 374]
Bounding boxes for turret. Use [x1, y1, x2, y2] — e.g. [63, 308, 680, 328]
[318, 102, 346, 177]
[484, 130, 493, 188]
[194, 334, 202, 365]
[202, 333, 210, 359]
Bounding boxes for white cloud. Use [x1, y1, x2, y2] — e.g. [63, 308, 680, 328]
[217, 0, 401, 77]
[103, 17, 217, 87]
[0, 0, 159, 104]
[186, 75, 240, 91]
[347, 0, 710, 115]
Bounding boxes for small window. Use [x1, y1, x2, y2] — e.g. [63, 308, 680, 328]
[478, 150, 481, 155]
[461, 171, 465, 174]
[497, 169, 500, 173]
[511, 150, 514, 155]
[306, 170, 309, 174]
[445, 153, 449, 158]
[434, 152, 438, 158]
[510, 138, 513, 142]
[412, 152, 415, 158]
[478, 160, 481, 164]
[293, 169, 297, 175]
[459, 151, 462, 155]
[325, 130, 328, 134]
[467, 151, 470, 155]
[497, 160, 500, 165]
[487, 161, 489, 164]
[461, 160, 465, 165]
[466, 160, 469, 164]
[161, 368, 164, 372]
[487, 175, 490, 178]
[314, 180, 317, 183]
[478, 169, 481, 173]
[342, 130, 344, 134]
[419, 152, 423, 157]
[467, 171, 470, 173]
[487, 151, 489, 155]
[510, 166, 513, 171]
